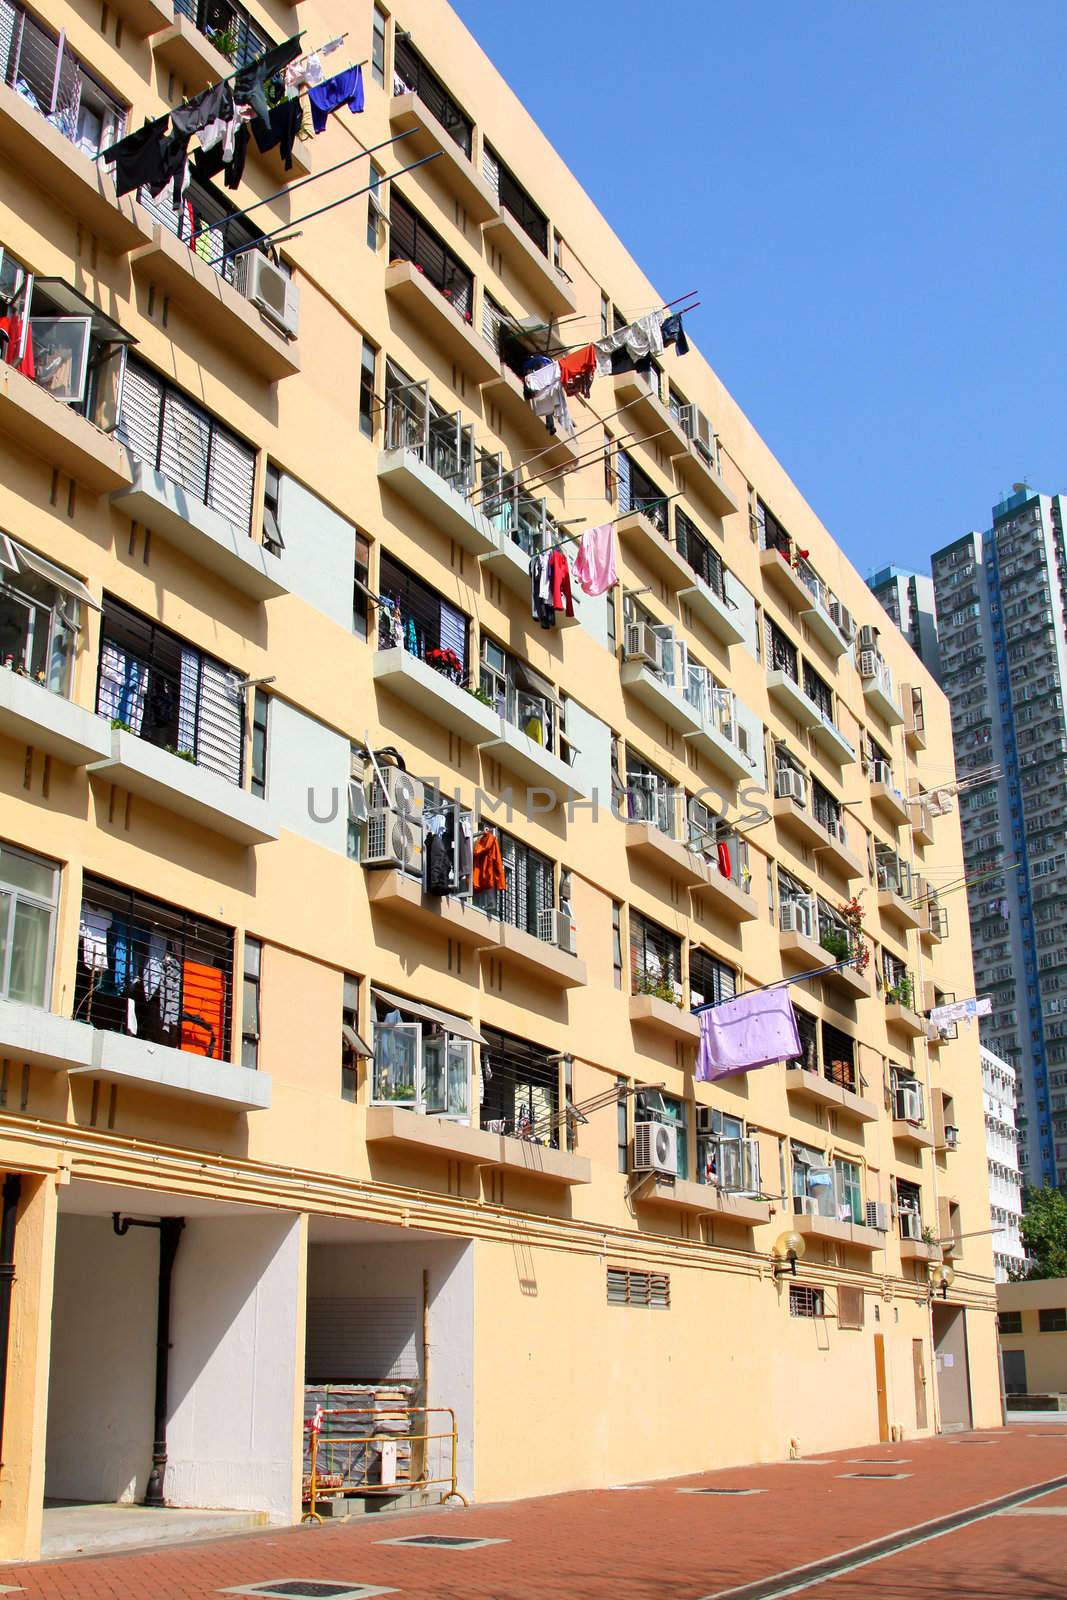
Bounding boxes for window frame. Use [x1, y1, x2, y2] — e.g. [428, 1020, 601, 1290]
[0, 843, 60, 1009]
[241, 935, 261, 1070]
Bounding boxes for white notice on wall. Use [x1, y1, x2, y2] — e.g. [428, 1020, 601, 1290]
[380, 1441, 398, 1486]
[943, 1353, 955, 1367]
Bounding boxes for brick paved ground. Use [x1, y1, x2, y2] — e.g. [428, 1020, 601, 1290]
[5, 1425, 1066, 1600]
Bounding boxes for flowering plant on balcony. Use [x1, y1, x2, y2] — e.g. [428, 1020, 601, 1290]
[424, 646, 463, 684]
[837, 896, 870, 971]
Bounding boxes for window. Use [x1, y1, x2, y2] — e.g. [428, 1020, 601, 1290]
[625, 751, 676, 836]
[341, 974, 361, 1101]
[612, 902, 623, 990]
[378, 552, 470, 681]
[835, 1158, 863, 1224]
[480, 637, 558, 751]
[630, 913, 682, 1003]
[766, 618, 798, 681]
[822, 1022, 856, 1093]
[618, 451, 669, 533]
[803, 661, 833, 721]
[837, 1286, 865, 1329]
[359, 338, 378, 438]
[366, 162, 384, 249]
[606, 590, 617, 654]
[1039, 1308, 1067, 1332]
[675, 508, 724, 594]
[389, 192, 473, 320]
[607, 1267, 670, 1308]
[262, 464, 283, 555]
[0, 535, 94, 695]
[1, 5, 126, 156]
[997, 1310, 1022, 1335]
[97, 596, 245, 787]
[473, 827, 554, 938]
[353, 533, 370, 641]
[0, 844, 59, 1008]
[393, 34, 473, 156]
[241, 937, 261, 1069]
[790, 1284, 826, 1318]
[689, 948, 737, 1012]
[173, 0, 271, 70]
[480, 1025, 560, 1142]
[635, 1088, 688, 1179]
[250, 689, 269, 799]
[600, 292, 610, 338]
[76, 874, 234, 1060]
[372, 994, 471, 1119]
[371, 4, 387, 86]
[616, 1077, 629, 1172]
[697, 1109, 759, 1193]
[484, 143, 548, 254]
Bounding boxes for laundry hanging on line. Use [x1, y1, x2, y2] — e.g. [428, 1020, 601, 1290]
[523, 357, 574, 438]
[308, 65, 365, 133]
[472, 829, 506, 893]
[572, 525, 616, 598]
[696, 987, 802, 1082]
[529, 549, 574, 629]
[284, 35, 346, 94]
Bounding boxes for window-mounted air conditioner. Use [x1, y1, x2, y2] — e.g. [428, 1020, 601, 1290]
[893, 1082, 924, 1122]
[775, 767, 806, 805]
[793, 1195, 818, 1216]
[899, 1209, 923, 1241]
[236, 251, 300, 339]
[633, 1120, 678, 1176]
[363, 807, 424, 873]
[696, 1106, 720, 1136]
[866, 1201, 890, 1232]
[870, 758, 893, 787]
[538, 907, 577, 956]
[859, 649, 880, 679]
[945, 1124, 960, 1149]
[780, 898, 813, 938]
[371, 768, 424, 816]
[624, 621, 663, 669]
[829, 600, 855, 639]
[680, 404, 716, 465]
[858, 624, 880, 654]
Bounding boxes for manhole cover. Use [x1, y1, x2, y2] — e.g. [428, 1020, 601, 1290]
[846, 1458, 910, 1464]
[222, 1585, 397, 1599]
[376, 1535, 508, 1550]
[678, 1487, 766, 1496]
[838, 1472, 911, 1480]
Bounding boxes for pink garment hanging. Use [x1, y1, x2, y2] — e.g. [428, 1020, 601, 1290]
[573, 524, 617, 597]
[696, 988, 801, 1082]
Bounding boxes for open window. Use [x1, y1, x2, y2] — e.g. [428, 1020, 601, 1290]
[0, 536, 98, 693]
[22, 278, 136, 429]
[370, 989, 478, 1121]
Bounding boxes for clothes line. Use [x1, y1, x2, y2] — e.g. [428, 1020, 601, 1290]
[509, 290, 699, 355]
[549, 297, 700, 360]
[690, 957, 865, 1016]
[908, 859, 1020, 908]
[549, 493, 686, 550]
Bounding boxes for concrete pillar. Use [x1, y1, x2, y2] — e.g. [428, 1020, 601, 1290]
[0, 1172, 59, 1563]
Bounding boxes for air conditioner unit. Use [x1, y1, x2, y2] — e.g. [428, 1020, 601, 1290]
[624, 621, 663, 669]
[680, 404, 716, 464]
[945, 1125, 960, 1149]
[870, 758, 892, 786]
[363, 807, 424, 872]
[858, 649, 880, 679]
[780, 899, 813, 938]
[893, 1083, 924, 1122]
[696, 1106, 719, 1136]
[633, 1119, 678, 1176]
[793, 1195, 818, 1217]
[372, 768, 424, 816]
[829, 600, 855, 639]
[858, 624, 880, 654]
[236, 250, 300, 339]
[866, 1201, 889, 1232]
[899, 1209, 923, 1241]
[775, 767, 806, 804]
[538, 907, 576, 956]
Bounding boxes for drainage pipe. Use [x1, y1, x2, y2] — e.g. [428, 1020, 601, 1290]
[0, 1174, 21, 1466]
[113, 1213, 184, 1506]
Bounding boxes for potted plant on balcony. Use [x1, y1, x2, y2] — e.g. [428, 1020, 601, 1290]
[424, 646, 463, 685]
[820, 928, 849, 960]
[836, 896, 870, 973]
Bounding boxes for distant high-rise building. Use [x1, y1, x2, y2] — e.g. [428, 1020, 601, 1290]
[980, 1047, 1026, 1281]
[931, 485, 1067, 1186]
[867, 566, 941, 680]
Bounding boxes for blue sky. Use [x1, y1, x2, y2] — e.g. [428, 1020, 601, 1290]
[452, 0, 1067, 575]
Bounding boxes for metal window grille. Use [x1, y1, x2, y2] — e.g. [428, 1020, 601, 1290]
[241, 935, 260, 1070]
[625, 755, 676, 836]
[822, 1021, 856, 1092]
[803, 660, 833, 720]
[837, 1286, 864, 1329]
[486, 143, 548, 254]
[607, 1268, 670, 1309]
[385, 374, 474, 494]
[173, 0, 270, 70]
[619, 451, 668, 533]
[97, 595, 244, 786]
[377, 552, 469, 679]
[997, 1311, 1022, 1334]
[766, 619, 798, 681]
[759, 500, 792, 558]
[789, 1284, 825, 1318]
[341, 972, 360, 1100]
[394, 35, 473, 156]
[790, 1006, 819, 1071]
[250, 688, 269, 797]
[473, 829, 554, 938]
[689, 948, 736, 1011]
[389, 192, 473, 320]
[479, 1025, 560, 1142]
[136, 174, 262, 284]
[117, 357, 256, 535]
[75, 873, 235, 1061]
[811, 780, 841, 835]
[3, 4, 127, 152]
[630, 912, 682, 998]
[676, 508, 724, 595]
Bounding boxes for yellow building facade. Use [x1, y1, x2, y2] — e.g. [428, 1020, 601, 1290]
[0, 0, 999, 1561]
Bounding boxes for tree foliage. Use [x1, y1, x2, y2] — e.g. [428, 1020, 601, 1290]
[1017, 1184, 1067, 1280]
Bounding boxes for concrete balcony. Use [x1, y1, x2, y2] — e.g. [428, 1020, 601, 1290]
[808, 709, 856, 767]
[780, 928, 873, 1001]
[477, 532, 580, 626]
[385, 260, 498, 382]
[674, 439, 738, 519]
[377, 447, 498, 556]
[678, 577, 746, 646]
[767, 668, 819, 728]
[800, 593, 850, 658]
[870, 781, 910, 828]
[899, 1236, 941, 1264]
[478, 718, 588, 803]
[110, 0, 173, 34]
[861, 668, 905, 726]
[911, 800, 935, 847]
[689, 865, 759, 923]
[621, 659, 701, 737]
[760, 547, 811, 610]
[628, 994, 701, 1043]
[79, 1028, 270, 1111]
[491, 922, 588, 989]
[633, 1172, 770, 1226]
[373, 647, 499, 745]
[0, 363, 133, 494]
[365, 868, 498, 950]
[111, 458, 287, 600]
[88, 730, 279, 846]
[625, 822, 710, 888]
[389, 94, 498, 222]
[480, 362, 580, 471]
[892, 1119, 936, 1152]
[612, 373, 690, 453]
[784, 1067, 879, 1124]
[877, 887, 922, 933]
[616, 511, 694, 590]
[884, 1000, 925, 1038]
[919, 902, 945, 947]
[152, 13, 228, 89]
[0, 1000, 94, 1071]
[683, 716, 752, 782]
[130, 223, 300, 382]
[367, 1105, 590, 1183]
[0, 675, 110, 766]
[904, 691, 927, 751]
[0, 83, 153, 253]
[789, 1211, 884, 1254]
[482, 209, 577, 316]
[772, 798, 864, 883]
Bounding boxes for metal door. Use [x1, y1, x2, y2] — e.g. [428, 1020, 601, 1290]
[913, 1338, 928, 1429]
[933, 1304, 973, 1431]
[873, 1332, 890, 1442]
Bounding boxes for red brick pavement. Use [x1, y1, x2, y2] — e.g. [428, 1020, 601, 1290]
[5, 1426, 1066, 1600]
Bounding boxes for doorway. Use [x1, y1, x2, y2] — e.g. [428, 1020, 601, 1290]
[932, 1303, 973, 1431]
[873, 1334, 890, 1441]
[1002, 1349, 1027, 1395]
[912, 1338, 928, 1429]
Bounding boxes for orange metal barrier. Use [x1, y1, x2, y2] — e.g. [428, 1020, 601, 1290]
[301, 1405, 468, 1521]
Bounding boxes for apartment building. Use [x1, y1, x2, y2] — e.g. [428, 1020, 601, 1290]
[980, 1047, 1025, 1281]
[931, 486, 1067, 1186]
[867, 565, 941, 682]
[0, 0, 999, 1561]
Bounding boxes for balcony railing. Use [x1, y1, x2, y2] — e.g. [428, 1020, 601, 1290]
[384, 384, 474, 496]
[137, 175, 264, 290]
[173, 0, 270, 70]
[394, 34, 473, 157]
[480, 473, 559, 557]
[3, 3, 127, 157]
[390, 192, 473, 322]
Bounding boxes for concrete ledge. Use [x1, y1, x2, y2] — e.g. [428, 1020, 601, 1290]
[629, 994, 701, 1042]
[367, 1107, 590, 1183]
[107, 0, 173, 35]
[621, 659, 701, 736]
[493, 922, 587, 989]
[679, 577, 746, 646]
[784, 1067, 879, 1123]
[389, 94, 498, 222]
[483, 208, 577, 315]
[760, 547, 810, 609]
[674, 441, 739, 518]
[373, 648, 499, 744]
[366, 868, 498, 948]
[899, 1236, 941, 1263]
[634, 1172, 770, 1225]
[89, 730, 279, 845]
[683, 716, 751, 781]
[800, 598, 850, 658]
[0, 675, 110, 766]
[0, 1000, 94, 1070]
[885, 1000, 925, 1037]
[479, 717, 588, 802]
[377, 448, 497, 554]
[790, 1211, 884, 1253]
[871, 781, 910, 827]
[111, 457, 287, 600]
[0, 363, 133, 493]
[893, 1118, 936, 1150]
[779, 929, 873, 1001]
[385, 260, 498, 382]
[625, 822, 711, 887]
[613, 373, 690, 454]
[616, 511, 694, 590]
[862, 673, 905, 726]
[80, 1028, 271, 1110]
[689, 867, 759, 923]
[480, 363, 580, 469]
